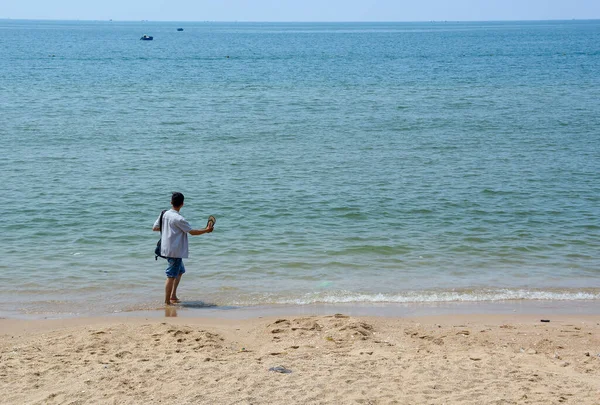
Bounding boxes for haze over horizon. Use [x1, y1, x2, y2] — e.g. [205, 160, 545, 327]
[2, 0, 600, 22]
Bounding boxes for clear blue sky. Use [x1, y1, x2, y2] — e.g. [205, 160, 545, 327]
[2, 0, 599, 22]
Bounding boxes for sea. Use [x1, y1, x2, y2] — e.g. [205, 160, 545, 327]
[1, 19, 599, 319]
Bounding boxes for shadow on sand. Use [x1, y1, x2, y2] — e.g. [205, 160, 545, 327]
[164, 301, 239, 317]
[177, 301, 239, 311]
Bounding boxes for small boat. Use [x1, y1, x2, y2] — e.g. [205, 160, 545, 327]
[177, 28, 184, 31]
[140, 35, 153, 40]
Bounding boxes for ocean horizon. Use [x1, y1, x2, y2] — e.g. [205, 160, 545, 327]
[2, 18, 600, 22]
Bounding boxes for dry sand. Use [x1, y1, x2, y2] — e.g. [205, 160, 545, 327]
[1, 312, 599, 404]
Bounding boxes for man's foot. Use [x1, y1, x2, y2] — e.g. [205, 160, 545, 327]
[170, 297, 181, 303]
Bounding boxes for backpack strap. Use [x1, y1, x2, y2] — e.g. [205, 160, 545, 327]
[155, 210, 167, 261]
[159, 209, 166, 233]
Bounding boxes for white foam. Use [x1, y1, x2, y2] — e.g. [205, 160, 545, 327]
[230, 289, 600, 306]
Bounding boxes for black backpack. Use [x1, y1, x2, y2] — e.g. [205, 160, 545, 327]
[155, 210, 167, 260]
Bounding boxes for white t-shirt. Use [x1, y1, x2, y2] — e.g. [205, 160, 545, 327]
[154, 209, 193, 258]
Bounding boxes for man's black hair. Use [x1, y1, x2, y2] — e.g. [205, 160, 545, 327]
[171, 192, 184, 207]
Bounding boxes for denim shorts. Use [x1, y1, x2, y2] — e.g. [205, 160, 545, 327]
[165, 258, 186, 278]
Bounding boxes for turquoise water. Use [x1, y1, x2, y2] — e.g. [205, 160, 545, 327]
[1, 20, 599, 317]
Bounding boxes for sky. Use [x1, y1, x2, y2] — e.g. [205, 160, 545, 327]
[1, 0, 600, 22]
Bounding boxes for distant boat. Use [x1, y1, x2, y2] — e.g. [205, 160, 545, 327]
[140, 35, 153, 41]
[177, 28, 184, 31]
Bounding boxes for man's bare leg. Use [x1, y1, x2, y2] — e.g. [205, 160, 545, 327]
[170, 274, 182, 302]
[165, 277, 176, 305]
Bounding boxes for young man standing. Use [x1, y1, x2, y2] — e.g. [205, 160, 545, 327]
[153, 192, 213, 305]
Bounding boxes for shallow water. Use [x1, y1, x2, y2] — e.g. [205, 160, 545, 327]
[1, 20, 599, 318]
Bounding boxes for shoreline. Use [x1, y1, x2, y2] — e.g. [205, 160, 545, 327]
[3, 298, 600, 322]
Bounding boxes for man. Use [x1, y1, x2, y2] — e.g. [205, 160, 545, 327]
[153, 192, 213, 305]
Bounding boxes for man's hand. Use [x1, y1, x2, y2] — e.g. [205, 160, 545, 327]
[189, 226, 214, 236]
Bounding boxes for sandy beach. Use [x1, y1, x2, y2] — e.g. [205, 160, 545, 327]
[1, 312, 599, 404]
